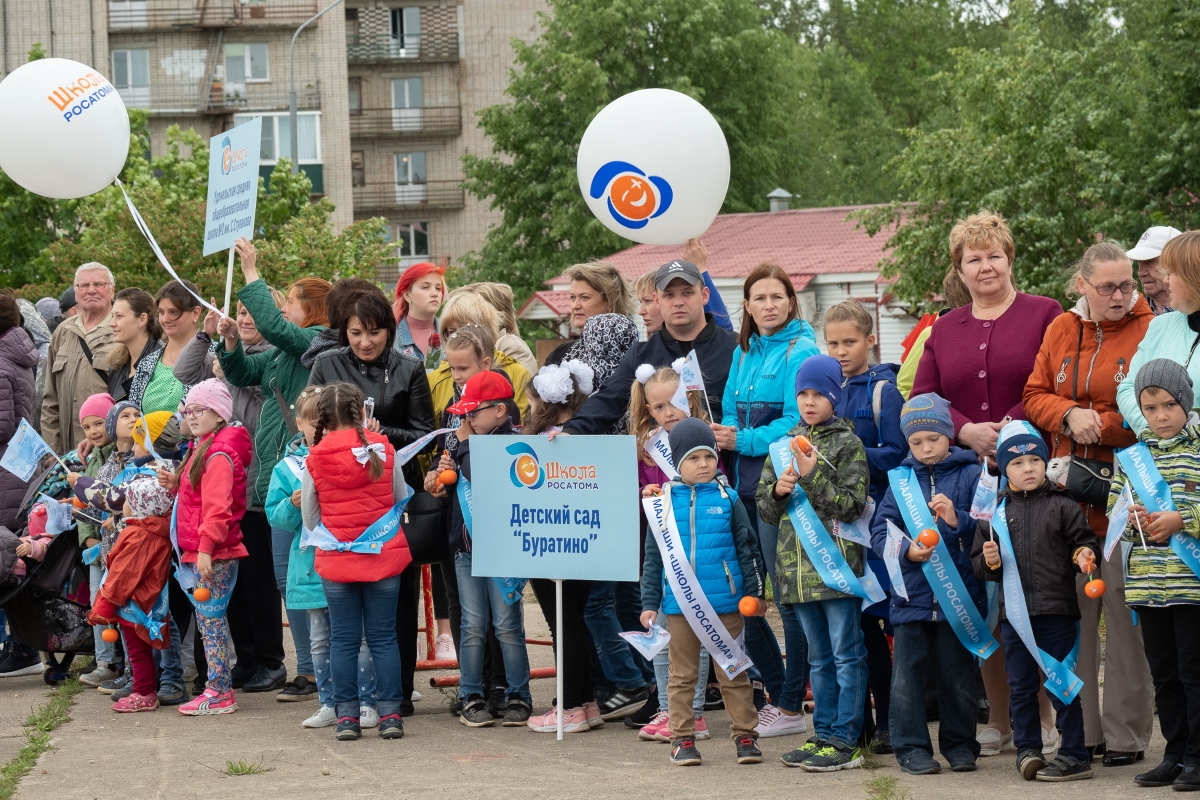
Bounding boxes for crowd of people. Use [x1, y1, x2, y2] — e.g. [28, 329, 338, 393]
[2, 212, 1200, 788]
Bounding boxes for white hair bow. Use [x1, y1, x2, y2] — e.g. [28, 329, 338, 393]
[635, 364, 657, 384]
[352, 442, 386, 466]
[562, 359, 595, 395]
[533, 364, 575, 405]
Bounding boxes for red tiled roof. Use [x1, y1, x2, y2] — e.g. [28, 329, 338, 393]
[549, 204, 893, 286]
[517, 290, 573, 318]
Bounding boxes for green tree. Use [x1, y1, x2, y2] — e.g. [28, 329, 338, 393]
[20, 123, 389, 300]
[857, 1, 1141, 304]
[463, 0, 831, 297]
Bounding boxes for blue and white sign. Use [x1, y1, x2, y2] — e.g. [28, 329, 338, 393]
[0, 418, 55, 483]
[470, 436, 639, 582]
[202, 116, 261, 255]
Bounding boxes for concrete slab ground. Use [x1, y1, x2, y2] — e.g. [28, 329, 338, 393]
[7, 599, 1160, 800]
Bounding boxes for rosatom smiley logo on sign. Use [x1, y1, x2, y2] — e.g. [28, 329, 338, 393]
[588, 160, 673, 231]
[219, 135, 250, 177]
[508, 442, 545, 490]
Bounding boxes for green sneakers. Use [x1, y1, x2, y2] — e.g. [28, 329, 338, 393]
[781, 736, 826, 767]
[798, 737, 865, 772]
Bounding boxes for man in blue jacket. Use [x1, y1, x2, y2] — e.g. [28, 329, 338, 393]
[562, 260, 738, 436]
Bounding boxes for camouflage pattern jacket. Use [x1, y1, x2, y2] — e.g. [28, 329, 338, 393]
[757, 416, 870, 605]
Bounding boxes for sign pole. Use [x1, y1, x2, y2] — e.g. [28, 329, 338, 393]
[223, 246, 236, 317]
[556, 577, 564, 742]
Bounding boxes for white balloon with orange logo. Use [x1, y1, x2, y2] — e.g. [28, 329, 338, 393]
[577, 88, 730, 245]
[0, 58, 130, 199]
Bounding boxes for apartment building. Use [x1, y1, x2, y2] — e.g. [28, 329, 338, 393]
[0, 0, 545, 283]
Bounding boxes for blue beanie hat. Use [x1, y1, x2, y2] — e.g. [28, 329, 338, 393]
[667, 417, 717, 469]
[794, 354, 844, 408]
[901, 393, 954, 440]
[105, 400, 140, 442]
[996, 420, 1049, 475]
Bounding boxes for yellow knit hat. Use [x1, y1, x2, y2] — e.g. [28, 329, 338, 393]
[134, 411, 174, 449]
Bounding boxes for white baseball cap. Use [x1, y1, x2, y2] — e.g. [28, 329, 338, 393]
[1127, 226, 1182, 261]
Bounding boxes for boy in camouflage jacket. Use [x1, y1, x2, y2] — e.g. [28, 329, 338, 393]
[757, 355, 871, 772]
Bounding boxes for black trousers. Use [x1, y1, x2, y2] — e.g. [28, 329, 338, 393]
[531, 578, 594, 709]
[394, 561, 421, 703]
[227, 510, 284, 675]
[167, 571, 205, 680]
[1140, 605, 1200, 764]
[861, 612, 893, 740]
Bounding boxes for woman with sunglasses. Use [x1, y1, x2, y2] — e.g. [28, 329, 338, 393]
[1023, 240, 1155, 767]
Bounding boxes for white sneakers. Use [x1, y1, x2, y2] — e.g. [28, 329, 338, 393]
[360, 706, 380, 728]
[434, 633, 456, 662]
[1042, 726, 1059, 754]
[978, 726, 1015, 756]
[755, 704, 809, 738]
[302, 706, 337, 728]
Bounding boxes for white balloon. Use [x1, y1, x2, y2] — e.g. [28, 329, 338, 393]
[577, 89, 730, 246]
[0, 58, 130, 199]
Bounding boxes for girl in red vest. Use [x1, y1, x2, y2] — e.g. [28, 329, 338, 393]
[301, 381, 412, 742]
[158, 379, 252, 717]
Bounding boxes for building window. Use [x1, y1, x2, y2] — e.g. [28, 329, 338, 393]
[390, 7, 420, 41]
[394, 152, 426, 185]
[348, 77, 362, 115]
[236, 112, 321, 164]
[111, 49, 149, 89]
[391, 78, 423, 130]
[394, 222, 430, 260]
[225, 43, 269, 83]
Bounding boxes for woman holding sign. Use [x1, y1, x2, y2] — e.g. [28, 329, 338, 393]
[1023, 241, 1155, 766]
[714, 264, 819, 736]
[0, 295, 38, 530]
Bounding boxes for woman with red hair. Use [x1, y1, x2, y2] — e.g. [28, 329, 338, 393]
[393, 262, 445, 364]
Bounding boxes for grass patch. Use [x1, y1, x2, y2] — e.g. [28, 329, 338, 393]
[0, 678, 83, 800]
[859, 747, 884, 770]
[222, 756, 276, 776]
[863, 775, 911, 800]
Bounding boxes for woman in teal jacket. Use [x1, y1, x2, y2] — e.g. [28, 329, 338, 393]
[712, 264, 819, 724]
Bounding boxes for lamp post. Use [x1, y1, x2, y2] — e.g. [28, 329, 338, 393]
[290, 0, 345, 174]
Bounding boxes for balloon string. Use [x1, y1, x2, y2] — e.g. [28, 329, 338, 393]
[112, 178, 226, 318]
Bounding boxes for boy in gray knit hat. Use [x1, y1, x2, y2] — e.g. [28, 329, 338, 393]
[1134, 359, 1194, 438]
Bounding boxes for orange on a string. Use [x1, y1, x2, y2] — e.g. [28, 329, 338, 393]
[739, 596, 761, 616]
[193, 587, 212, 602]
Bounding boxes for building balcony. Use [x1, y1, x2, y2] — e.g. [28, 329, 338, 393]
[115, 81, 320, 114]
[349, 106, 461, 139]
[108, 0, 319, 31]
[352, 181, 465, 212]
[345, 32, 459, 64]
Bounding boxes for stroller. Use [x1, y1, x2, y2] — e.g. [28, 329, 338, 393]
[0, 462, 95, 685]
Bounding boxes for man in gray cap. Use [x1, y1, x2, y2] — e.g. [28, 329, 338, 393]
[1127, 226, 1182, 316]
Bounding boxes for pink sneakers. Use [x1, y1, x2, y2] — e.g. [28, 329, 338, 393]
[178, 688, 237, 716]
[583, 701, 604, 728]
[527, 705, 591, 733]
[112, 692, 159, 713]
[638, 712, 709, 742]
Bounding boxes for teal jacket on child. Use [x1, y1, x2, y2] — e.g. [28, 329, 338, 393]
[265, 435, 325, 610]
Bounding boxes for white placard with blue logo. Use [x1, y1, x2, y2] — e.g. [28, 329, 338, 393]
[469, 436, 639, 582]
[202, 116, 261, 256]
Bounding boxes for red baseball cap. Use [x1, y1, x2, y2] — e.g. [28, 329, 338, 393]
[446, 371, 515, 415]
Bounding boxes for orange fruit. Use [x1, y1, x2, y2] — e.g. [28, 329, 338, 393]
[438, 469, 458, 486]
[791, 435, 812, 457]
[739, 596, 761, 616]
[1084, 579, 1106, 599]
[917, 529, 940, 549]
[193, 587, 212, 602]
[72, 497, 86, 509]
[101, 627, 119, 643]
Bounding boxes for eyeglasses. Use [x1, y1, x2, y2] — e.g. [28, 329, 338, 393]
[1083, 277, 1137, 297]
[74, 281, 111, 291]
[465, 403, 500, 419]
[181, 406, 210, 419]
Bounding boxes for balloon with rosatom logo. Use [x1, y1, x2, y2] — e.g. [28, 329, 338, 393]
[0, 58, 130, 199]
[577, 88, 730, 245]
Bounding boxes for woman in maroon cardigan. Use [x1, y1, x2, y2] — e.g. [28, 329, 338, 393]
[911, 209, 1063, 759]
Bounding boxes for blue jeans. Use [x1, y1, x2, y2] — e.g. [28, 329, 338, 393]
[1000, 614, 1087, 762]
[795, 597, 866, 743]
[307, 607, 377, 709]
[156, 615, 185, 690]
[271, 526, 313, 676]
[654, 602, 709, 715]
[775, 601, 810, 712]
[322, 576, 402, 718]
[454, 551, 531, 702]
[890, 620, 980, 764]
[586, 581, 648, 689]
[89, 563, 116, 664]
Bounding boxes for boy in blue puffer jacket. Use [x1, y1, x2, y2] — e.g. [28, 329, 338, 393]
[870, 393, 985, 775]
[640, 418, 765, 767]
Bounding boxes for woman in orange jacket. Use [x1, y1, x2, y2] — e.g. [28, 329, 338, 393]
[1023, 240, 1155, 767]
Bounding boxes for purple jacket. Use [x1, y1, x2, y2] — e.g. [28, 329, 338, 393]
[0, 327, 39, 529]
[912, 292, 1062, 433]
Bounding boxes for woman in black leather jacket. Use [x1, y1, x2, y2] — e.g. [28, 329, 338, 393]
[307, 287, 436, 715]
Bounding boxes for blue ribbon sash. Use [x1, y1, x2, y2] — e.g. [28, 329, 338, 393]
[301, 483, 414, 555]
[886, 467, 998, 659]
[168, 502, 237, 617]
[458, 475, 526, 605]
[992, 501, 1084, 704]
[767, 438, 886, 608]
[97, 570, 169, 643]
[1116, 443, 1200, 579]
